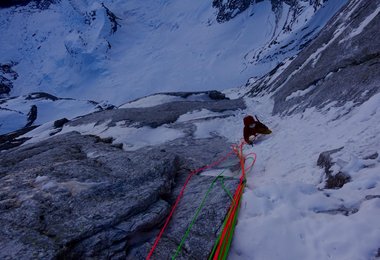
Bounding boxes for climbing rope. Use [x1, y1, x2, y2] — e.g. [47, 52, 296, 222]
[172, 169, 231, 260]
[146, 140, 256, 260]
[146, 150, 236, 260]
[209, 140, 256, 260]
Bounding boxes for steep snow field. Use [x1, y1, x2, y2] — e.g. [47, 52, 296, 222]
[0, 0, 347, 104]
[224, 95, 380, 259]
[2, 0, 379, 258]
[21, 89, 380, 259]
[175, 90, 380, 259]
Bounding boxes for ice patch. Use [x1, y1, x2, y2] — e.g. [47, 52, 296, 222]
[285, 84, 317, 101]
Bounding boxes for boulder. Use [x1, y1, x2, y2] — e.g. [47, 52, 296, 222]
[53, 118, 69, 129]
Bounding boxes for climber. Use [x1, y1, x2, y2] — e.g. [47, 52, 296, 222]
[243, 115, 272, 144]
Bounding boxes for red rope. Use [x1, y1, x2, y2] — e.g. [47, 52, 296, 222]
[146, 150, 236, 260]
[215, 184, 243, 259]
[146, 139, 256, 260]
[212, 140, 257, 259]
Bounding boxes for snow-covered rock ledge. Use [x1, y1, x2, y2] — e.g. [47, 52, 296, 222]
[0, 93, 245, 259]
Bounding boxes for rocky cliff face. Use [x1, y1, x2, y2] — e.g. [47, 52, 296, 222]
[212, 0, 253, 22]
[0, 94, 245, 259]
[213, 0, 324, 22]
[0, 62, 18, 96]
[248, 0, 380, 115]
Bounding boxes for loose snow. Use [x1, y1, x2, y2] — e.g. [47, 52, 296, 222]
[166, 90, 380, 260]
[218, 92, 379, 260]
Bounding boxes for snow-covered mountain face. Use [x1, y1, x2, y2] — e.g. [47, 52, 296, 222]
[1, 1, 380, 258]
[0, 0, 347, 105]
[246, 0, 380, 116]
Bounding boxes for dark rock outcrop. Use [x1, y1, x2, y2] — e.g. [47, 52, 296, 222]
[213, 0, 323, 23]
[26, 92, 59, 101]
[0, 0, 55, 9]
[53, 118, 69, 128]
[156, 90, 229, 100]
[0, 0, 32, 8]
[317, 147, 351, 189]
[315, 206, 358, 216]
[25, 105, 37, 127]
[101, 3, 121, 34]
[213, 0, 253, 22]
[0, 62, 18, 96]
[0, 81, 11, 95]
[208, 90, 228, 100]
[0, 125, 38, 151]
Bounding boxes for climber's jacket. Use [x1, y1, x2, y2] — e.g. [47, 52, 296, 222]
[243, 115, 257, 144]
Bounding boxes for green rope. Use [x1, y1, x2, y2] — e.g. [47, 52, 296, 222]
[208, 179, 242, 260]
[208, 206, 229, 260]
[217, 156, 254, 259]
[172, 169, 232, 260]
[208, 152, 254, 259]
[218, 177, 234, 202]
[208, 160, 251, 260]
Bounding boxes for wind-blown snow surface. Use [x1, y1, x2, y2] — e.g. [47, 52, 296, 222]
[0, 0, 347, 104]
[224, 96, 379, 259]
[163, 91, 379, 259]
[20, 90, 380, 258]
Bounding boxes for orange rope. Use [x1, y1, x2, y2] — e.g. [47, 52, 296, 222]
[146, 150, 236, 259]
[212, 140, 256, 260]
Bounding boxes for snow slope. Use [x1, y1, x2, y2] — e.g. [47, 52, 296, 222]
[224, 94, 380, 259]
[0, 93, 104, 134]
[167, 90, 380, 259]
[20, 89, 380, 259]
[2, 0, 379, 258]
[0, 0, 347, 105]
